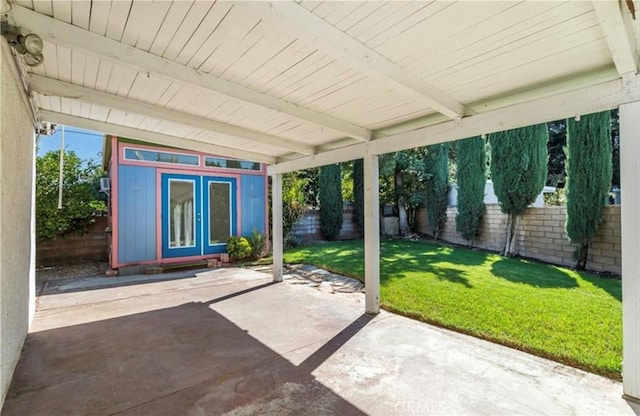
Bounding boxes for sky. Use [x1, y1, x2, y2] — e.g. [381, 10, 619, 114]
[37, 126, 105, 163]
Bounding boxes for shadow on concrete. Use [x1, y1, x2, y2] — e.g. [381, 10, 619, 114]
[623, 400, 640, 416]
[42, 270, 208, 295]
[298, 314, 373, 373]
[623, 398, 640, 416]
[4, 283, 368, 416]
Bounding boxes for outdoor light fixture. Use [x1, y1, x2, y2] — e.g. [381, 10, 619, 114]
[1, 21, 43, 66]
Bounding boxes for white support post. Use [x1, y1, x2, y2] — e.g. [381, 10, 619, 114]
[364, 151, 380, 314]
[621, 100, 640, 400]
[272, 173, 284, 282]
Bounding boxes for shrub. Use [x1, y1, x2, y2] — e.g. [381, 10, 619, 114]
[544, 188, 566, 206]
[318, 164, 343, 240]
[248, 229, 266, 258]
[226, 236, 252, 260]
[284, 232, 300, 249]
[282, 172, 308, 236]
[36, 150, 106, 240]
[352, 159, 364, 229]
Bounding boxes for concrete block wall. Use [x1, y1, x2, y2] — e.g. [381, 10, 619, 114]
[291, 210, 322, 240]
[516, 207, 574, 268]
[417, 205, 508, 253]
[517, 206, 621, 274]
[36, 217, 109, 266]
[382, 217, 399, 236]
[579, 207, 621, 273]
[417, 204, 621, 275]
[292, 205, 362, 241]
[423, 205, 508, 253]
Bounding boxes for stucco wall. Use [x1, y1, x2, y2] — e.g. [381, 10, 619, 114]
[0, 47, 36, 406]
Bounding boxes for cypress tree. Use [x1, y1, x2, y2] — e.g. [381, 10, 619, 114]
[424, 143, 449, 240]
[566, 111, 612, 270]
[352, 159, 364, 229]
[490, 123, 548, 256]
[455, 136, 486, 246]
[318, 163, 343, 240]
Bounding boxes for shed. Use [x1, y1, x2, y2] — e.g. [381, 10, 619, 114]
[104, 136, 267, 271]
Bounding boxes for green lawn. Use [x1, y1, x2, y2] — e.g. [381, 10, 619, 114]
[284, 239, 622, 379]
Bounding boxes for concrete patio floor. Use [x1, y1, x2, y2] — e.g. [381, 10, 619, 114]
[3, 267, 638, 416]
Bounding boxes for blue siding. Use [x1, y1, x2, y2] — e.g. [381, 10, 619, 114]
[240, 175, 266, 236]
[118, 165, 157, 263]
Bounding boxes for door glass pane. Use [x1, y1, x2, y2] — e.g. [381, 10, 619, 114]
[209, 182, 231, 245]
[169, 180, 195, 248]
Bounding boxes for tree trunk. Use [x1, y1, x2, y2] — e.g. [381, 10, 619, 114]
[395, 171, 410, 237]
[407, 208, 416, 233]
[503, 214, 511, 256]
[503, 213, 519, 257]
[507, 214, 519, 257]
[398, 200, 410, 237]
[575, 242, 589, 270]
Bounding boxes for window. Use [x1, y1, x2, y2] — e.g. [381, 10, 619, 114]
[204, 156, 261, 171]
[124, 148, 199, 166]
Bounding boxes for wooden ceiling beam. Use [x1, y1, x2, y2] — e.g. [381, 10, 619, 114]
[39, 110, 277, 164]
[31, 75, 316, 155]
[245, 1, 467, 119]
[9, 5, 372, 142]
[593, 0, 639, 77]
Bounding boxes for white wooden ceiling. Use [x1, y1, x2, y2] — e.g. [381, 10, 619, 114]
[4, 0, 639, 168]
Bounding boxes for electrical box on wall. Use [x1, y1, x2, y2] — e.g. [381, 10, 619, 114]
[99, 178, 110, 192]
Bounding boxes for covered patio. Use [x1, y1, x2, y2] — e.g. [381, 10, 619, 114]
[3, 268, 636, 415]
[1, 0, 639, 410]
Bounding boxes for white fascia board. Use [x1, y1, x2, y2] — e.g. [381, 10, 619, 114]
[39, 110, 277, 164]
[30, 75, 315, 155]
[9, 5, 372, 142]
[267, 142, 367, 175]
[370, 74, 639, 156]
[269, 74, 640, 175]
[375, 66, 620, 138]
